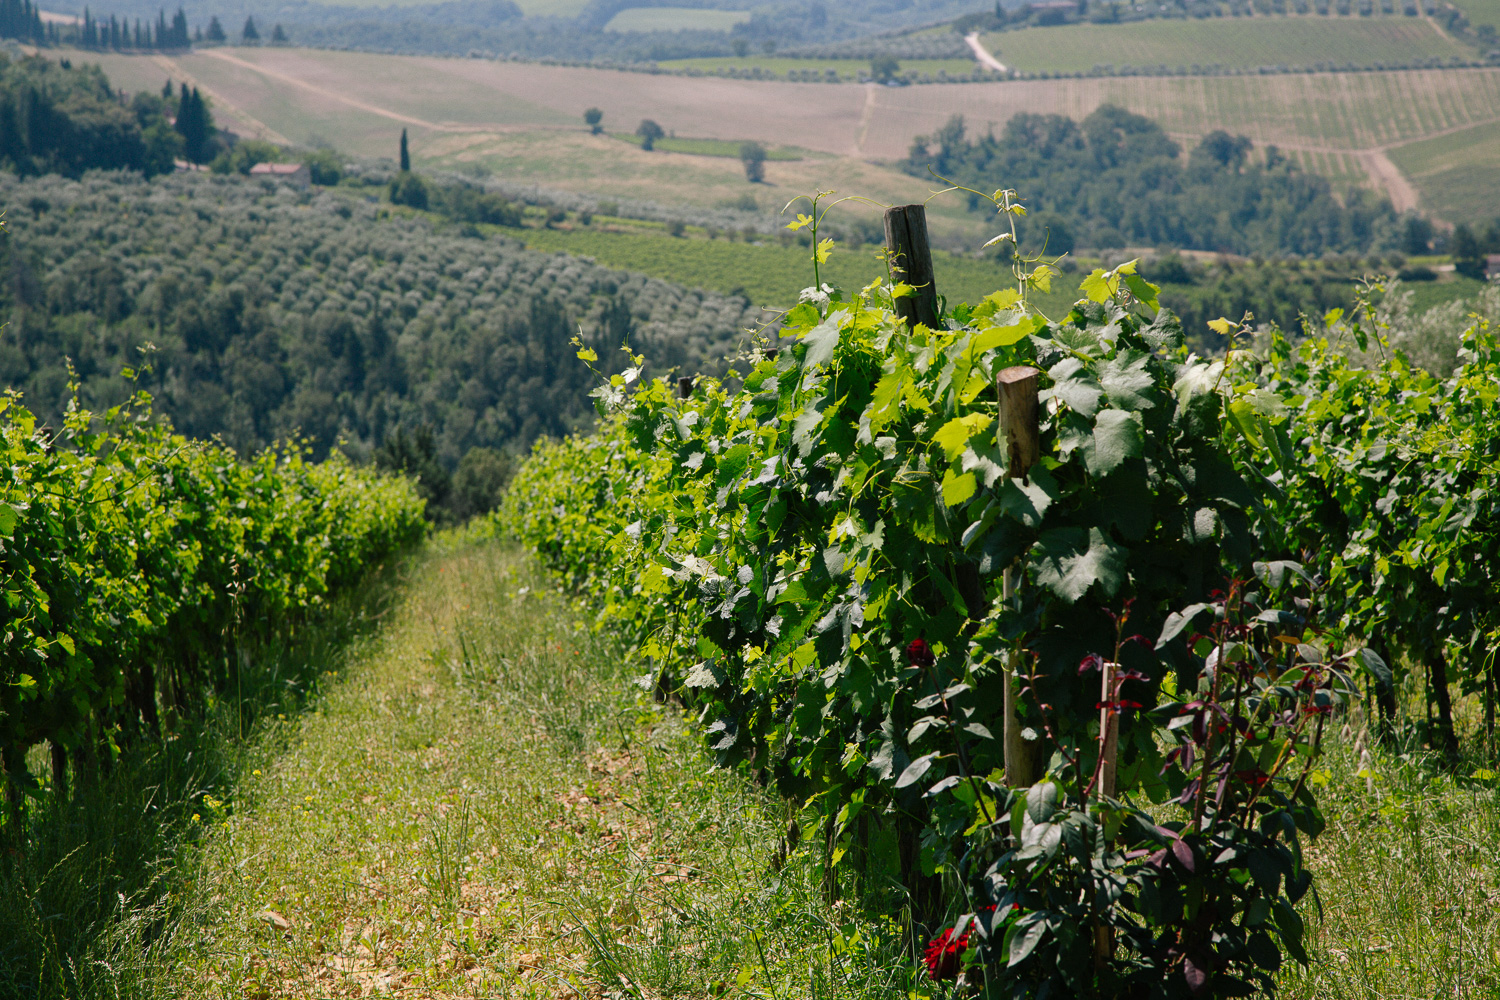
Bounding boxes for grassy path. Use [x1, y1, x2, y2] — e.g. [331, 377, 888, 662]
[153, 539, 904, 999]
[115, 535, 1500, 999]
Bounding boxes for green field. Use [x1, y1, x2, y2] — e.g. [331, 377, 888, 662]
[609, 132, 803, 158]
[1388, 120, 1500, 220]
[1455, 0, 1500, 26]
[983, 16, 1471, 73]
[655, 55, 982, 78]
[514, 223, 1075, 313]
[604, 6, 750, 31]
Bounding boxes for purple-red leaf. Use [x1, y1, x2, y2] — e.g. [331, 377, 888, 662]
[1183, 954, 1208, 995]
[1171, 838, 1196, 873]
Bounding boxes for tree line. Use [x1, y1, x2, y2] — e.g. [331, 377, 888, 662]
[908, 106, 1409, 258]
[0, 56, 229, 176]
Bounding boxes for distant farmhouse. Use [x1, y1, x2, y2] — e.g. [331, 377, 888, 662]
[250, 162, 311, 188]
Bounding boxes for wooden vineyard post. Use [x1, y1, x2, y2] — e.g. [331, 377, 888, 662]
[883, 204, 939, 331]
[998, 365, 1044, 789]
[1099, 664, 1118, 798]
[678, 376, 695, 399]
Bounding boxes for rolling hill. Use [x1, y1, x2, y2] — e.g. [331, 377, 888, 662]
[71, 45, 1500, 224]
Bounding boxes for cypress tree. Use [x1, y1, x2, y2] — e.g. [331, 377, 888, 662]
[206, 15, 224, 42]
[399, 128, 410, 172]
[241, 15, 258, 42]
[175, 85, 211, 163]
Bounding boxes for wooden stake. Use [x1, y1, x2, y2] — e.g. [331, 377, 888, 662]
[999, 365, 1043, 788]
[997, 365, 1042, 481]
[1098, 661, 1118, 799]
[883, 204, 939, 332]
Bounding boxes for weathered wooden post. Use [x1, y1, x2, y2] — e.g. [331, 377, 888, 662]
[883, 204, 939, 331]
[1099, 666, 1118, 798]
[998, 365, 1044, 789]
[678, 376, 695, 399]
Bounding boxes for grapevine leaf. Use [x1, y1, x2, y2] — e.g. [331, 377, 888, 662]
[973, 287, 1021, 319]
[1097, 349, 1156, 410]
[801, 316, 841, 371]
[1045, 358, 1105, 418]
[1034, 527, 1127, 603]
[941, 468, 978, 508]
[684, 661, 726, 688]
[1088, 409, 1144, 477]
[933, 413, 991, 461]
[973, 316, 1039, 353]
[1122, 273, 1160, 311]
[996, 473, 1054, 528]
[1080, 268, 1113, 303]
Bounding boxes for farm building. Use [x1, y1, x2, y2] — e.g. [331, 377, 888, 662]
[249, 161, 311, 188]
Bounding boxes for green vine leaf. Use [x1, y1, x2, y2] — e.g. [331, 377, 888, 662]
[1034, 527, 1127, 603]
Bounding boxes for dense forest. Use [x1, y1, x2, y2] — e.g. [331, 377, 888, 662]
[908, 106, 1406, 257]
[0, 55, 200, 176]
[0, 172, 762, 474]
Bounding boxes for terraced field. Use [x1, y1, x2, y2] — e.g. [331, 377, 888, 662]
[1387, 120, 1500, 220]
[71, 46, 1500, 222]
[982, 16, 1471, 74]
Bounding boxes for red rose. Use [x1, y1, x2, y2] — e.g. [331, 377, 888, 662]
[907, 638, 935, 668]
[923, 926, 969, 980]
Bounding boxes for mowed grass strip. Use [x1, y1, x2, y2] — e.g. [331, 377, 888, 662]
[982, 16, 1469, 74]
[153, 539, 912, 998]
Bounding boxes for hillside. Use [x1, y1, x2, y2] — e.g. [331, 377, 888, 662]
[980, 15, 1471, 73]
[0, 171, 763, 466]
[69, 46, 1500, 223]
